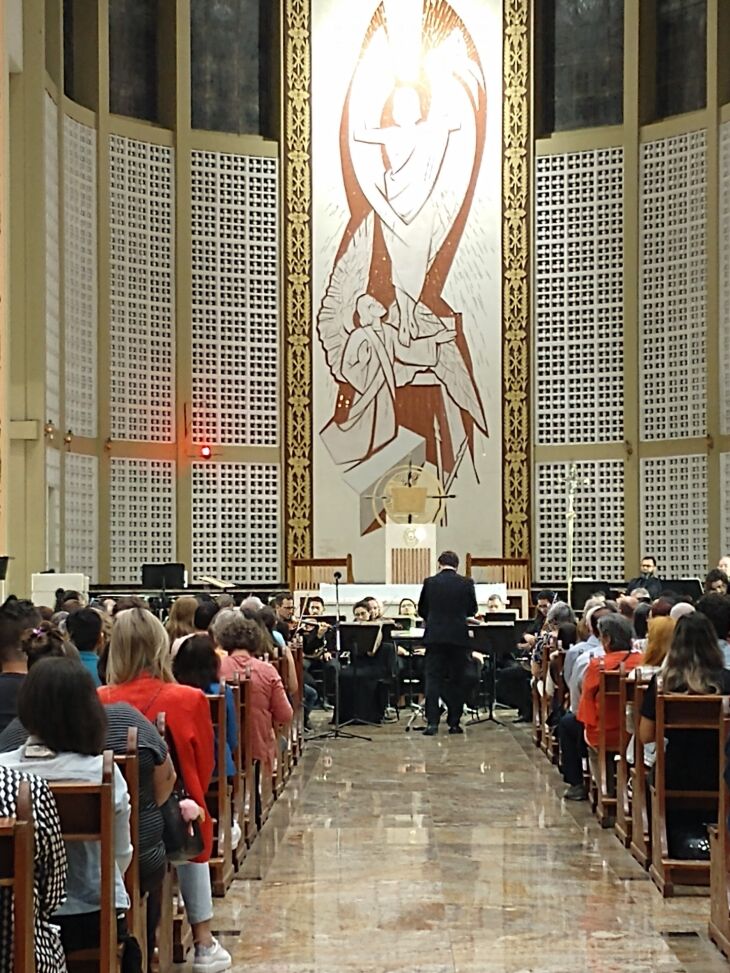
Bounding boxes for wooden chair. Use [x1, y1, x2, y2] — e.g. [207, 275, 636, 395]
[649, 693, 725, 896]
[630, 680, 652, 869]
[0, 779, 35, 973]
[114, 727, 147, 970]
[293, 642, 305, 762]
[615, 666, 636, 848]
[50, 750, 120, 973]
[708, 698, 730, 957]
[595, 665, 622, 827]
[289, 555, 354, 594]
[231, 675, 256, 857]
[539, 648, 558, 764]
[206, 688, 234, 897]
[465, 555, 531, 616]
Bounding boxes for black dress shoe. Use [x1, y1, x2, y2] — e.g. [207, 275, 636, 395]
[423, 724, 439, 736]
[448, 725, 464, 735]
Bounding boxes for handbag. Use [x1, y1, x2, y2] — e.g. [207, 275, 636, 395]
[141, 690, 205, 864]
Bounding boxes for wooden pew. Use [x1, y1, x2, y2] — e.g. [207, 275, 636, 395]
[50, 750, 120, 973]
[114, 727, 147, 970]
[293, 642, 305, 762]
[0, 779, 35, 973]
[708, 698, 730, 957]
[630, 680, 652, 869]
[206, 687, 234, 897]
[615, 665, 636, 847]
[236, 675, 257, 854]
[152, 865, 174, 973]
[539, 646, 558, 765]
[649, 692, 725, 897]
[594, 665, 622, 827]
[531, 654, 542, 750]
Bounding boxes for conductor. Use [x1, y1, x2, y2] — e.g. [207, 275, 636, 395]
[417, 550, 478, 735]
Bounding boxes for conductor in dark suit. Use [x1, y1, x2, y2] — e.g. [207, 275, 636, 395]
[417, 550, 478, 735]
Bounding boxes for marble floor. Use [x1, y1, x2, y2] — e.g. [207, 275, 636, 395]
[206, 716, 730, 973]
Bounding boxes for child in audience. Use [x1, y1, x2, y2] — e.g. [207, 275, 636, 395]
[99, 607, 231, 972]
[64, 608, 104, 686]
[0, 764, 68, 973]
[0, 657, 133, 957]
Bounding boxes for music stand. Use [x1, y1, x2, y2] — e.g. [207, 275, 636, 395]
[141, 563, 186, 619]
[336, 624, 384, 729]
[465, 622, 516, 726]
[570, 580, 611, 610]
[661, 578, 703, 601]
[308, 575, 371, 743]
[391, 629, 427, 731]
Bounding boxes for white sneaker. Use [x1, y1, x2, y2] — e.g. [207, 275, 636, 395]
[230, 819, 242, 848]
[192, 937, 232, 972]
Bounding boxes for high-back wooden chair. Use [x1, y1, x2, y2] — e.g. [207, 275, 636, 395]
[229, 674, 256, 862]
[595, 665, 622, 827]
[205, 688, 234, 897]
[114, 727, 146, 970]
[289, 555, 354, 594]
[0, 779, 35, 973]
[465, 556, 531, 616]
[629, 680, 652, 869]
[649, 692, 726, 896]
[708, 698, 730, 957]
[50, 750, 120, 973]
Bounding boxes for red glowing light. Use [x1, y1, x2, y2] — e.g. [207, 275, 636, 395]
[200, 445, 212, 459]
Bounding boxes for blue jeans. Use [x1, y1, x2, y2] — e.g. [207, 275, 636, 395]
[176, 860, 213, 925]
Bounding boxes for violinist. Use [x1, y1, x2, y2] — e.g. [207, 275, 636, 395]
[271, 591, 296, 644]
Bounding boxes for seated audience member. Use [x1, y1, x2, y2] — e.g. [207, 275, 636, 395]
[0, 598, 44, 732]
[719, 554, 730, 576]
[625, 555, 663, 600]
[111, 596, 149, 616]
[704, 568, 729, 596]
[617, 594, 638, 624]
[240, 595, 264, 614]
[99, 607, 230, 971]
[65, 608, 104, 686]
[563, 602, 614, 705]
[638, 616, 675, 672]
[165, 595, 199, 648]
[215, 593, 235, 609]
[54, 589, 85, 613]
[640, 613, 730, 793]
[259, 606, 316, 728]
[0, 761, 68, 972]
[0, 657, 132, 957]
[173, 635, 237, 778]
[631, 587, 652, 604]
[211, 612, 293, 814]
[519, 590, 554, 649]
[695, 592, 730, 667]
[194, 599, 220, 636]
[531, 602, 576, 679]
[633, 601, 651, 641]
[0, 694, 174, 961]
[670, 601, 695, 621]
[577, 614, 643, 793]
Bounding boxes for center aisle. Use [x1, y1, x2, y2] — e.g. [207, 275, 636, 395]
[211, 722, 727, 973]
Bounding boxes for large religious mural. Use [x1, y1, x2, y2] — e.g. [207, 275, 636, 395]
[311, 0, 505, 575]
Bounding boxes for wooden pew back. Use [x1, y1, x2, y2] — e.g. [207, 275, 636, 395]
[205, 688, 234, 897]
[50, 749, 118, 972]
[0, 779, 35, 973]
[630, 679, 652, 869]
[113, 727, 146, 969]
[708, 698, 730, 955]
[649, 690, 726, 896]
[595, 664, 622, 826]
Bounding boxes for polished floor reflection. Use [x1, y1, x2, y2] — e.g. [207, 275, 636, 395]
[207, 719, 729, 972]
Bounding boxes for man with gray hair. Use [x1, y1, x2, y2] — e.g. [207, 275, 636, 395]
[572, 613, 642, 800]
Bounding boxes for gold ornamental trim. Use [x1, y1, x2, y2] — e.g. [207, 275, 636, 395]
[283, 0, 531, 568]
[502, 0, 530, 558]
[283, 0, 313, 566]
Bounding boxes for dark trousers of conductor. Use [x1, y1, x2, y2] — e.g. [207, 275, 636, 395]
[425, 645, 468, 728]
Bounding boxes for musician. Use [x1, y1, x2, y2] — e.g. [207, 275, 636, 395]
[417, 551, 478, 735]
[271, 591, 295, 643]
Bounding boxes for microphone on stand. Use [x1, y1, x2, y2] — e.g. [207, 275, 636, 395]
[333, 571, 342, 581]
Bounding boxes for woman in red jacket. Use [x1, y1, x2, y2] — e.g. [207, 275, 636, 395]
[98, 607, 231, 973]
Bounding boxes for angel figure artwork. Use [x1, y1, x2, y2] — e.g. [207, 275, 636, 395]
[317, 0, 490, 510]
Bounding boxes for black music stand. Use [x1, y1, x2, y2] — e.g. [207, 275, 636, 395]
[391, 630, 427, 731]
[335, 623, 385, 729]
[141, 562, 186, 619]
[465, 622, 516, 726]
[308, 575, 372, 743]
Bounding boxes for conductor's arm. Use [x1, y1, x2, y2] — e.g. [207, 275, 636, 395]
[417, 580, 429, 620]
[466, 578, 477, 617]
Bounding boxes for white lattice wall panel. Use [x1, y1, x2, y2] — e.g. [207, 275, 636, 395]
[640, 131, 707, 440]
[535, 460, 625, 582]
[640, 455, 707, 577]
[63, 115, 97, 438]
[45, 448, 61, 573]
[64, 453, 98, 580]
[722, 453, 730, 555]
[191, 463, 280, 580]
[535, 148, 624, 444]
[720, 124, 730, 434]
[109, 136, 175, 442]
[190, 151, 279, 446]
[109, 458, 176, 583]
[45, 94, 60, 427]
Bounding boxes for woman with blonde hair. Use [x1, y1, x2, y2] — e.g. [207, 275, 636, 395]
[642, 615, 676, 668]
[99, 607, 231, 972]
[165, 595, 199, 646]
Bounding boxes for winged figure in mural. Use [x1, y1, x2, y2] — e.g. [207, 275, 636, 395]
[317, 0, 489, 490]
